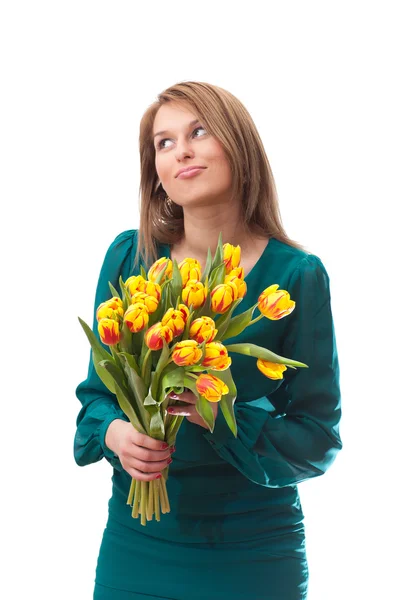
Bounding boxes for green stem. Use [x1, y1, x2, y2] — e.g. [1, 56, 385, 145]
[248, 314, 264, 326]
[141, 348, 152, 378]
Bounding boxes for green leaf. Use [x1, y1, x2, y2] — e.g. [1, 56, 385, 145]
[158, 367, 186, 403]
[196, 394, 215, 433]
[219, 302, 257, 340]
[119, 276, 131, 311]
[108, 282, 120, 299]
[213, 298, 243, 339]
[211, 231, 224, 270]
[151, 341, 171, 400]
[212, 367, 238, 437]
[170, 259, 183, 306]
[201, 247, 213, 284]
[155, 261, 168, 285]
[225, 343, 308, 368]
[208, 262, 226, 289]
[140, 265, 147, 279]
[78, 317, 117, 393]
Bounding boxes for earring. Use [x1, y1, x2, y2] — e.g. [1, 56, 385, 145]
[165, 194, 173, 206]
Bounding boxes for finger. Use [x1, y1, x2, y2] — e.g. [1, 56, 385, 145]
[128, 455, 172, 473]
[126, 467, 164, 482]
[132, 430, 170, 451]
[132, 445, 173, 462]
[168, 390, 197, 404]
[167, 406, 196, 417]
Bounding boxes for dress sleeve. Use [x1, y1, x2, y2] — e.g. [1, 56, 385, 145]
[73, 230, 137, 470]
[202, 254, 343, 488]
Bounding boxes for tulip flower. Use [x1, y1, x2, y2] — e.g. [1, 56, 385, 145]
[125, 275, 147, 296]
[228, 266, 245, 280]
[98, 318, 122, 346]
[202, 341, 232, 371]
[224, 274, 247, 299]
[189, 316, 218, 343]
[148, 257, 173, 283]
[210, 282, 238, 314]
[178, 303, 190, 323]
[223, 243, 241, 273]
[145, 322, 174, 351]
[124, 302, 149, 333]
[258, 285, 295, 320]
[257, 359, 287, 380]
[131, 291, 159, 314]
[182, 280, 207, 309]
[172, 340, 202, 367]
[196, 373, 229, 403]
[178, 258, 201, 286]
[142, 280, 162, 302]
[161, 308, 186, 337]
[96, 297, 124, 321]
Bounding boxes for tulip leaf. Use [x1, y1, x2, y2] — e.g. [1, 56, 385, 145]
[214, 298, 243, 339]
[181, 308, 195, 340]
[225, 343, 308, 368]
[209, 262, 226, 289]
[99, 359, 146, 434]
[196, 395, 215, 433]
[201, 247, 213, 284]
[78, 317, 117, 393]
[219, 302, 257, 341]
[143, 388, 165, 440]
[118, 353, 150, 429]
[140, 265, 147, 279]
[170, 259, 183, 306]
[211, 231, 224, 270]
[158, 367, 186, 403]
[108, 282, 121, 299]
[151, 342, 171, 400]
[214, 368, 238, 437]
[155, 261, 168, 285]
[119, 276, 131, 311]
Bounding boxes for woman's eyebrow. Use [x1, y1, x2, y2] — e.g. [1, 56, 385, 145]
[153, 119, 200, 141]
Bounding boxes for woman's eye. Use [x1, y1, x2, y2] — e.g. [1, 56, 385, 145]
[157, 126, 207, 150]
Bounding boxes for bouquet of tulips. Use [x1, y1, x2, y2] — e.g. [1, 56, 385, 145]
[78, 234, 308, 525]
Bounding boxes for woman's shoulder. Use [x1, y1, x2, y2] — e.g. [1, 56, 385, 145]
[269, 237, 325, 274]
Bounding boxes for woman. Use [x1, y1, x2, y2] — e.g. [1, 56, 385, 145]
[74, 81, 343, 599]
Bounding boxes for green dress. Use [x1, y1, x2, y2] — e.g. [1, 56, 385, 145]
[74, 230, 342, 600]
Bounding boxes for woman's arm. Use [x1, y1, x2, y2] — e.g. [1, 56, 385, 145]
[73, 230, 137, 471]
[202, 254, 343, 487]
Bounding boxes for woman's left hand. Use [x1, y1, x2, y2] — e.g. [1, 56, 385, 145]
[166, 389, 218, 430]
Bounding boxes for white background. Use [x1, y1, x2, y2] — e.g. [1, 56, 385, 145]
[1, 1, 396, 598]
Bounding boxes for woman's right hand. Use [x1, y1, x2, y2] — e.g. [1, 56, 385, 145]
[105, 419, 175, 481]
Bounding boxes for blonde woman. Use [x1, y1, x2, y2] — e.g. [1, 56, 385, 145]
[74, 81, 342, 599]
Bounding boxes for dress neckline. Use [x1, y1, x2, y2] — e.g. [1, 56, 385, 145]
[162, 237, 275, 282]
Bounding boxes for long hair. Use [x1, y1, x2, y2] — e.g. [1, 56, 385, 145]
[135, 81, 307, 269]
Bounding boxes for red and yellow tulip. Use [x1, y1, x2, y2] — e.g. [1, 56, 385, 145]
[124, 303, 149, 333]
[148, 257, 173, 283]
[196, 373, 229, 403]
[189, 316, 218, 343]
[182, 280, 207, 309]
[125, 275, 147, 296]
[258, 285, 296, 320]
[172, 340, 202, 367]
[257, 359, 287, 380]
[142, 280, 162, 302]
[131, 292, 159, 314]
[202, 341, 232, 371]
[223, 243, 241, 273]
[96, 297, 124, 322]
[161, 308, 186, 337]
[224, 274, 247, 299]
[210, 282, 238, 314]
[145, 322, 174, 351]
[178, 258, 201, 286]
[178, 303, 190, 323]
[98, 318, 122, 346]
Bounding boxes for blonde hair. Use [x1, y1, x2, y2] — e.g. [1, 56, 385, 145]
[135, 80, 307, 269]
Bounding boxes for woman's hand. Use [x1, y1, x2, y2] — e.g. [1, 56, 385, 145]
[166, 389, 218, 430]
[105, 419, 175, 481]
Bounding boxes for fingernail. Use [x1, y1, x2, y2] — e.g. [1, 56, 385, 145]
[156, 474, 162, 479]
[170, 445, 176, 453]
[167, 458, 173, 464]
[167, 407, 175, 413]
[169, 394, 179, 399]
[161, 442, 168, 449]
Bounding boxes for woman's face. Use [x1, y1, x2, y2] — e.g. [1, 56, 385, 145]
[152, 102, 233, 208]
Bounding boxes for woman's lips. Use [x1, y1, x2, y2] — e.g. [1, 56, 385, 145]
[177, 167, 206, 179]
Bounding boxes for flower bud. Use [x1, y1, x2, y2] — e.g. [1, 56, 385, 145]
[124, 302, 149, 333]
[182, 280, 207, 309]
[189, 316, 217, 343]
[98, 318, 122, 346]
[223, 243, 241, 273]
[196, 373, 229, 403]
[131, 291, 159, 314]
[257, 359, 287, 380]
[224, 274, 247, 299]
[125, 275, 146, 296]
[178, 303, 190, 323]
[210, 282, 238, 314]
[148, 257, 173, 283]
[178, 258, 201, 286]
[96, 297, 124, 322]
[172, 340, 202, 366]
[258, 285, 295, 320]
[202, 341, 231, 371]
[142, 280, 162, 302]
[161, 308, 186, 336]
[145, 322, 174, 351]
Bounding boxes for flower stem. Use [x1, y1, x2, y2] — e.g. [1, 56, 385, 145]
[248, 314, 263, 326]
[127, 478, 136, 505]
[132, 480, 140, 519]
[141, 348, 152, 379]
[154, 480, 161, 521]
[141, 481, 147, 526]
[147, 480, 154, 521]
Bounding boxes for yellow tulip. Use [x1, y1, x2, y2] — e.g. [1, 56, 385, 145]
[228, 266, 245, 280]
[202, 341, 232, 371]
[182, 280, 207, 309]
[172, 340, 202, 367]
[142, 280, 162, 302]
[124, 302, 149, 333]
[125, 275, 146, 296]
[224, 274, 247, 299]
[257, 359, 287, 380]
[189, 317, 218, 343]
[258, 285, 296, 320]
[148, 257, 173, 283]
[145, 322, 174, 351]
[223, 243, 241, 273]
[98, 318, 122, 346]
[161, 308, 186, 336]
[210, 282, 238, 314]
[178, 303, 190, 323]
[96, 297, 124, 322]
[131, 291, 159, 314]
[196, 373, 229, 403]
[178, 258, 201, 286]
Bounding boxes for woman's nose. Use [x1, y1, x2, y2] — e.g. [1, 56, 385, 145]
[174, 138, 194, 161]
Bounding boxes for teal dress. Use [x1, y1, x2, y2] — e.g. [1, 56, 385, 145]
[74, 230, 342, 600]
